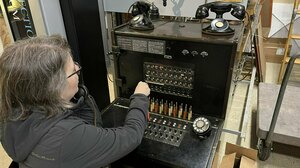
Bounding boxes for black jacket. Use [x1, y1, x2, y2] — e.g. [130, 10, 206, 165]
[1, 94, 149, 168]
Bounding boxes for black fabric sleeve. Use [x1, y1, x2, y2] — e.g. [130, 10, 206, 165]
[71, 95, 103, 127]
[60, 94, 149, 168]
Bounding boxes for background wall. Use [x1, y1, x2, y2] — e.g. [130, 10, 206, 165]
[268, 0, 300, 56]
[103, 0, 248, 20]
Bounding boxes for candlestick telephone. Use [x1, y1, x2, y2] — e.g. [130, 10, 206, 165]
[195, 2, 245, 35]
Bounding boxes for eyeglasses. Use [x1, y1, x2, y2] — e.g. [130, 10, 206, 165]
[67, 62, 82, 78]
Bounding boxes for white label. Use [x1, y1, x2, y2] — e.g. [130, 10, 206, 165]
[276, 47, 285, 55]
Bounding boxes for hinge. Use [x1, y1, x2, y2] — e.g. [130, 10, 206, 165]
[115, 78, 123, 87]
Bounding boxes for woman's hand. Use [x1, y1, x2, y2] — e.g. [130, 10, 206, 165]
[134, 81, 150, 96]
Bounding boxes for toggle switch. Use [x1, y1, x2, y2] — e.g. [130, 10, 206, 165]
[191, 50, 199, 56]
[182, 49, 189, 55]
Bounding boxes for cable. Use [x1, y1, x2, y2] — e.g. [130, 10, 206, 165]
[86, 95, 102, 127]
[236, 11, 255, 82]
[244, 10, 251, 28]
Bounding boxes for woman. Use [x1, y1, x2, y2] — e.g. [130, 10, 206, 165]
[0, 35, 150, 168]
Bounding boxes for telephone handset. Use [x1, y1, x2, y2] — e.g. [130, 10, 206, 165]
[128, 1, 159, 30]
[195, 2, 245, 35]
[131, 1, 151, 17]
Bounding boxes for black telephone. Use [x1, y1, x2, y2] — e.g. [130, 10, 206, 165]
[128, 1, 159, 30]
[195, 2, 245, 35]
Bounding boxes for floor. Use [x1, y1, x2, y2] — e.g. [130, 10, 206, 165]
[0, 40, 300, 168]
[219, 62, 300, 168]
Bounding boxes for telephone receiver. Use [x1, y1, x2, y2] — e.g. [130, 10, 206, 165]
[128, 1, 159, 30]
[71, 84, 89, 108]
[195, 2, 245, 35]
[74, 84, 89, 100]
[131, 1, 151, 17]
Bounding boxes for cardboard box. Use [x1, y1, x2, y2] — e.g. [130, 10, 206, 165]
[220, 0, 242, 2]
[263, 38, 287, 63]
[220, 143, 257, 168]
[211, 141, 221, 168]
[0, 17, 12, 47]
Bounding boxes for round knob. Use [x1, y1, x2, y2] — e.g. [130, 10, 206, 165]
[193, 117, 211, 139]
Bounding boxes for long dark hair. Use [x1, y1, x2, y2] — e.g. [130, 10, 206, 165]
[0, 35, 72, 121]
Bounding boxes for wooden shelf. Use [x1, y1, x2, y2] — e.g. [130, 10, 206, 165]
[284, 57, 300, 64]
[291, 34, 300, 39]
[278, 0, 300, 83]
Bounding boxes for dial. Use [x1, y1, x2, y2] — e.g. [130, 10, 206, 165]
[192, 117, 211, 139]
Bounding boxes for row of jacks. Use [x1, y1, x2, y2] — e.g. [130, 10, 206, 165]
[149, 97, 192, 121]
